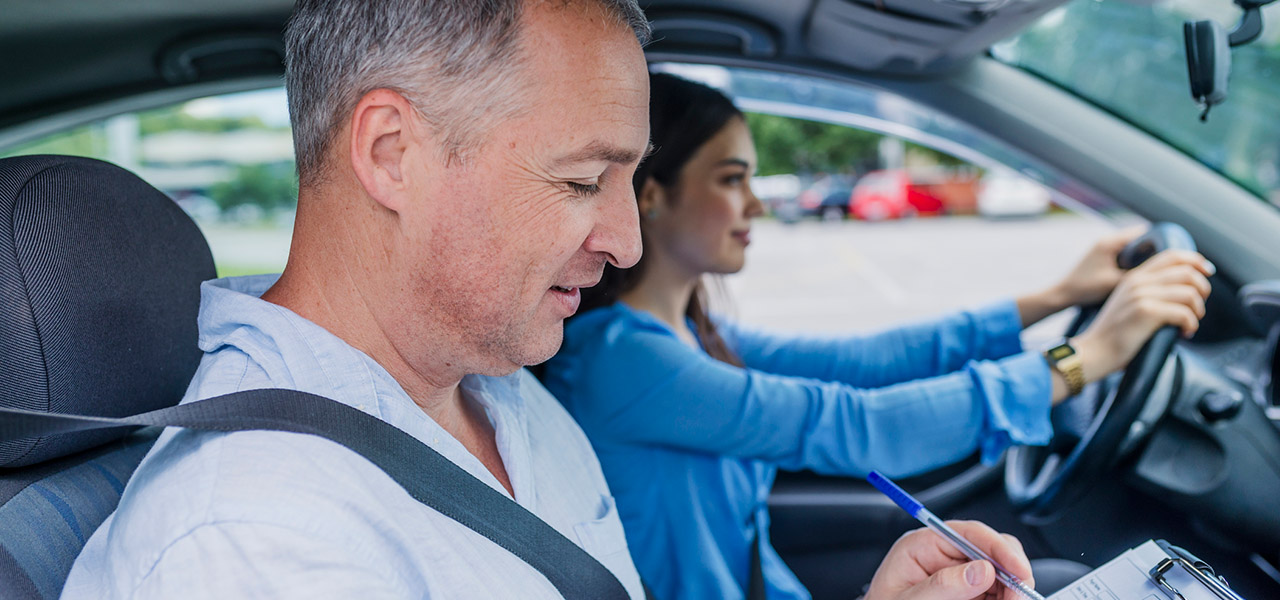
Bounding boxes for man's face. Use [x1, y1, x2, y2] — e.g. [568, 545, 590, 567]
[400, 4, 648, 376]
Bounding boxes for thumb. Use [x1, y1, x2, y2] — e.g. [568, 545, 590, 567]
[900, 561, 995, 600]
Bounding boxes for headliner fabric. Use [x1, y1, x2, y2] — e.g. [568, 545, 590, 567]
[0, 155, 215, 467]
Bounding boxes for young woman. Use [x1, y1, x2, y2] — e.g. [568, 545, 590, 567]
[541, 73, 1213, 600]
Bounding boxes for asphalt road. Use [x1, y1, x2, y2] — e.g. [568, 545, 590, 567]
[721, 214, 1117, 347]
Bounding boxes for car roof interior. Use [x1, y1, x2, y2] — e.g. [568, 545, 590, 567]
[0, 0, 1066, 132]
[5, 0, 1280, 285]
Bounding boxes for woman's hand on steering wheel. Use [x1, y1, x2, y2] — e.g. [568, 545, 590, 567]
[1017, 227, 1144, 327]
[1054, 226, 1145, 307]
[1067, 249, 1214, 398]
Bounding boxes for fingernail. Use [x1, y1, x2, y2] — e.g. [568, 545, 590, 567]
[1204, 260, 1217, 276]
[965, 562, 983, 586]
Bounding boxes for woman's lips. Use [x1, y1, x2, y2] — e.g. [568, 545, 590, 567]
[731, 230, 751, 245]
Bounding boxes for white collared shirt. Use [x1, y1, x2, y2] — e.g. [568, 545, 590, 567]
[62, 274, 643, 599]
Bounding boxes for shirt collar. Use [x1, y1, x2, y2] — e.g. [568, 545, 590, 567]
[195, 274, 526, 436]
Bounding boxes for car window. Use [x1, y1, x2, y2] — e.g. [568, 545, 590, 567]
[4, 69, 1139, 348]
[657, 63, 1139, 346]
[0, 88, 295, 278]
[992, 0, 1280, 207]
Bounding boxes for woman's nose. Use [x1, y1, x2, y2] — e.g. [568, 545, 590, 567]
[744, 188, 765, 218]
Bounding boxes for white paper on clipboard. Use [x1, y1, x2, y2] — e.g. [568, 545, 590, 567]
[1047, 540, 1225, 600]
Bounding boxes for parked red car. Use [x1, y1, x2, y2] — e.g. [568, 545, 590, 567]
[848, 170, 945, 220]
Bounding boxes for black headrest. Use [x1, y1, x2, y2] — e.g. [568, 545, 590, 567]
[0, 155, 215, 468]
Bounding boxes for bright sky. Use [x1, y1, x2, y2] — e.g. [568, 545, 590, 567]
[183, 88, 291, 128]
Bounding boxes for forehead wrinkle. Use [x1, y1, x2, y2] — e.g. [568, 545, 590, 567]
[550, 139, 647, 169]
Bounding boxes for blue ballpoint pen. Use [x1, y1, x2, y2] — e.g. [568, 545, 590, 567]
[868, 471, 1047, 600]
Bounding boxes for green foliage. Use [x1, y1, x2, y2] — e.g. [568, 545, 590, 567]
[138, 105, 281, 136]
[208, 163, 298, 212]
[745, 113, 881, 176]
[745, 113, 966, 176]
[2, 125, 107, 159]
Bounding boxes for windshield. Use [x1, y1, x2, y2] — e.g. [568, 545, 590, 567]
[993, 0, 1280, 207]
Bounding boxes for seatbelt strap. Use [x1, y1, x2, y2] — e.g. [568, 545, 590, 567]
[0, 389, 633, 600]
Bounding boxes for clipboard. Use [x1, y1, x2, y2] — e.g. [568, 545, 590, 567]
[1047, 539, 1248, 600]
[1147, 540, 1247, 600]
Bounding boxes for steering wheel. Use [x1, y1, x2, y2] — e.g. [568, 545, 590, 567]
[1005, 223, 1196, 522]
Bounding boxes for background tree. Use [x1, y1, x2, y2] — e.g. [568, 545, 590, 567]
[746, 113, 880, 176]
[208, 163, 298, 213]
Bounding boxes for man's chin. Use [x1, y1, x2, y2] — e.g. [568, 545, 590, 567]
[492, 327, 565, 374]
[522, 327, 565, 367]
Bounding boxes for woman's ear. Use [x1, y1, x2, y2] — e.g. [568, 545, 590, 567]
[637, 177, 666, 220]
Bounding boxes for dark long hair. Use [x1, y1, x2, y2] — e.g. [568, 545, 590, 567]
[578, 72, 744, 366]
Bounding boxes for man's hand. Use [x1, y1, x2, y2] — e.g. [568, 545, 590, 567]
[1072, 249, 1214, 381]
[864, 521, 1035, 600]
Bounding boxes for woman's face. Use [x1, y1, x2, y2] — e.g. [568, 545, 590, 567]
[648, 117, 764, 276]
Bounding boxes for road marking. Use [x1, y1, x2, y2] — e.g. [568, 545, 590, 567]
[833, 244, 909, 304]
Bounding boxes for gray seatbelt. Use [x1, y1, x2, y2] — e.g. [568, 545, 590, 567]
[0, 389, 636, 600]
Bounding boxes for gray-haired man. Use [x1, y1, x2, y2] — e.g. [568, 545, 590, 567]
[62, 1, 1035, 598]
[64, 1, 649, 598]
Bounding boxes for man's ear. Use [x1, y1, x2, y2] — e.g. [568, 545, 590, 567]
[348, 89, 426, 213]
[637, 177, 665, 220]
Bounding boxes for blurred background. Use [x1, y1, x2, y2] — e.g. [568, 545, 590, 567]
[6, 0, 1278, 341]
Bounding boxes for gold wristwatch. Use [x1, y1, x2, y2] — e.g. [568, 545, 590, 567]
[1044, 340, 1085, 397]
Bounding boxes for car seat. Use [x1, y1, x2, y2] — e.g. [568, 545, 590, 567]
[0, 155, 215, 598]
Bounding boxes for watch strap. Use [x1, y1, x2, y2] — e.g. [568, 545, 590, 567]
[1044, 341, 1085, 397]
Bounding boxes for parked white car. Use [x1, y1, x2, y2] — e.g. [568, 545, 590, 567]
[977, 170, 1052, 218]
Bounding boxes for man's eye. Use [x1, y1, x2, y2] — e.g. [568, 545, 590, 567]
[567, 181, 602, 196]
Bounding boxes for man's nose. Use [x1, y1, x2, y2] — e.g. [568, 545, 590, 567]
[584, 188, 643, 269]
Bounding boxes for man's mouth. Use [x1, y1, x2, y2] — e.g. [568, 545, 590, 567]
[551, 285, 575, 293]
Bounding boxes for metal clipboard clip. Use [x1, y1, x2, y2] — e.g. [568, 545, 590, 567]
[1147, 540, 1248, 600]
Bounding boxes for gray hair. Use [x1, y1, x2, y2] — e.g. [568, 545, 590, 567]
[285, 0, 650, 185]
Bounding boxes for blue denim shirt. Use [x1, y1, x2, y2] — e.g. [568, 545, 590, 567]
[542, 300, 1051, 600]
[63, 275, 644, 600]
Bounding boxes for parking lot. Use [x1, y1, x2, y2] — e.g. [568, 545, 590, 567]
[723, 213, 1116, 346]
[203, 212, 1117, 346]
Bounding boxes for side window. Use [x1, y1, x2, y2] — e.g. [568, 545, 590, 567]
[656, 64, 1141, 347]
[1, 88, 295, 278]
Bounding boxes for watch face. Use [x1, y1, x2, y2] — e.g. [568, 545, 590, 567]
[1048, 344, 1076, 361]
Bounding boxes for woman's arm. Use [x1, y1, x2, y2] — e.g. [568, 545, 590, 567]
[720, 228, 1150, 388]
[720, 301, 1025, 388]
[570, 322, 1052, 478]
